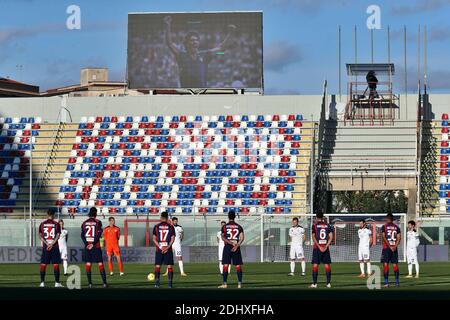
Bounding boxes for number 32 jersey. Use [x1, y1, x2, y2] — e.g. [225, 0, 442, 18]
[221, 221, 244, 246]
[312, 222, 333, 249]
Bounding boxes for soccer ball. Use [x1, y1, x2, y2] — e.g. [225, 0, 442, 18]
[147, 273, 155, 281]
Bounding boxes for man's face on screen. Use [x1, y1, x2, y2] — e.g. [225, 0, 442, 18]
[187, 35, 200, 51]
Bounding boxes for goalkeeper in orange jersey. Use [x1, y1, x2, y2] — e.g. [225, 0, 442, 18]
[103, 217, 124, 276]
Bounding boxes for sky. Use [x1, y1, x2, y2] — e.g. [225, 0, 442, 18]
[1, 0, 450, 94]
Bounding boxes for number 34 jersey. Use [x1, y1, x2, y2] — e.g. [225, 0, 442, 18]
[312, 222, 333, 249]
[39, 219, 61, 249]
[221, 221, 244, 246]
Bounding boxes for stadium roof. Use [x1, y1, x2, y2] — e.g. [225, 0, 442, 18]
[346, 63, 395, 76]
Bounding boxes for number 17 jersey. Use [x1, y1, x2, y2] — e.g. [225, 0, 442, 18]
[152, 221, 175, 251]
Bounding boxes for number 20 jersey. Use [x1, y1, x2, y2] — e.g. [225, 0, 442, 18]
[381, 223, 401, 249]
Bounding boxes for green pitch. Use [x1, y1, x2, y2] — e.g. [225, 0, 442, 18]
[0, 262, 450, 300]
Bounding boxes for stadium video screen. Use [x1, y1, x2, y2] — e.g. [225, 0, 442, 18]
[127, 12, 263, 89]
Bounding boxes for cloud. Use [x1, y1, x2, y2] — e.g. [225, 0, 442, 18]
[428, 27, 450, 41]
[265, 87, 301, 95]
[393, 65, 450, 93]
[265, 40, 302, 72]
[425, 69, 450, 91]
[391, 0, 450, 15]
[221, 0, 352, 13]
[389, 25, 450, 43]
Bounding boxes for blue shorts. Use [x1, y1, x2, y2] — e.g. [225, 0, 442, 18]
[381, 248, 399, 264]
[83, 247, 104, 263]
[155, 249, 174, 266]
[40, 246, 62, 265]
[312, 248, 332, 265]
[222, 245, 243, 265]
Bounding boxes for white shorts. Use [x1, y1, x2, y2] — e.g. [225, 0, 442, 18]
[172, 243, 182, 257]
[358, 246, 370, 261]
[289, 245, 304, 260]
[407, 248, 418, 264]
[218, 245, 224, 261]
[59, 247, 68, 260]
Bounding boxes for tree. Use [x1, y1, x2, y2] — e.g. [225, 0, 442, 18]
[332, 190, 408, 213]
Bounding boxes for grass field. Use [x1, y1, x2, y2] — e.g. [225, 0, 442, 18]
[0, 262, 450, 300]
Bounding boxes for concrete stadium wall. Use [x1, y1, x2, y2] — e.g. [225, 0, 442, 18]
[0, 95, 323, 122]
[0, 93, 447, 122]
[0, 245, 446, 263]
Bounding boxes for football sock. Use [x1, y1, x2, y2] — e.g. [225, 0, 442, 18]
[383, 264, 389, 284]
[118, 260, 124, 273]
[53, 264, 60, 283]
[236, 265, 243, 283]
[178, 261, 184, 274]
[325, 265, 331, 284]
[108, 260, 114, 273]
[168, 267, 173, 285]
[393, 265, 399, 284]
[367, 262, 372, 275]
[301, 261, 306, 273]
[63, 260, 68, 274]
[86, 264, 92, 284]
[99, 263, 107, 284]
[40, 264, 46, 282]
[359, 262, 365, 274]
[408, 263, 412, 275]
[312, 265, 318, 284]
[219, 262, 223, 274]
[223, 265, 229, 284]
[155, 266, 161, 285]
[414, 262, 419, 275]
[290, 261, 295, 273]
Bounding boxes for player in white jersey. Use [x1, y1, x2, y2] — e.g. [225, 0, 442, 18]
[357, 219, 373, 278]
[164, 217, 187, 276]
[58, 220, 69, 276]
[406, 220, 420, 278]
[288, 217, 306, 276]
[217, 221, 226, 274]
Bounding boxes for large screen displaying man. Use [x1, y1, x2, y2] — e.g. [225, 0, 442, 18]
[127, 12, 263, 89]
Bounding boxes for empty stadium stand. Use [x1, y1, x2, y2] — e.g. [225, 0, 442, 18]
[14, 114, 315, 215]
[318, 119, 418, 190]
[0, 117, 41, 212]
[418, 113, 450, 216]
[438, 114, 449, 214]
